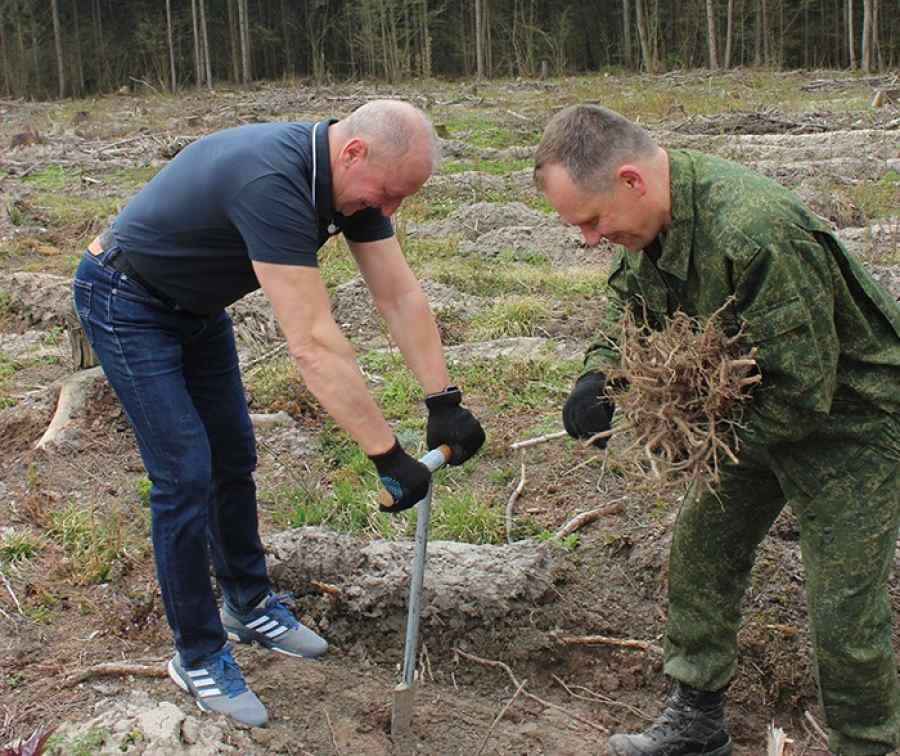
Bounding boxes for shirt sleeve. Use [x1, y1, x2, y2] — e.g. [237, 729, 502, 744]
[583, 248, 633, 374]
[341, 207, 394, 244]
[733, 233, 840, 447]
[227, 174, 320, 266]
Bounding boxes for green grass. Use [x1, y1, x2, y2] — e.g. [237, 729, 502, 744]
[0, 530, 42, 563]
[47, 502, 142, 585]
[848, 170, 900, 222]
[45, 727, 110, 756]
[471, 295, 552, 339]
[441, 157, 531, 176]
[437, 112, 526, 149]
[457, 355, 579, 412]
[22, 164, 80, 190]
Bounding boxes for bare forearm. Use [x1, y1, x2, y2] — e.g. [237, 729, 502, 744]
[378, 288, 450, 395]
[292, 337, 394, 455]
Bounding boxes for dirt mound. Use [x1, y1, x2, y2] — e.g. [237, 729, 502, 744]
[839, 221, 900, 269]
[459, 225, 595, 265]
[266, 527, 562, 656]
[412, 201, 555, 241]
[0, 272, 72, 329]
[748, 156, 892, 186]
[331, 277, 482, 344]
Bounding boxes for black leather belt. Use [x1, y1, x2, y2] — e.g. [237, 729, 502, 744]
[97, 231, 181, 310]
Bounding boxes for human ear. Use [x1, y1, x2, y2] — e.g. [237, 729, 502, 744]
[617, 165, 646, 195]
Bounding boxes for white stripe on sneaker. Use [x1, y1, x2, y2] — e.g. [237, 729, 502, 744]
[198, 688, 222, 697]
[194, 677, 215, 687]
[247, 615, 271, 629]
[187, 668, 208, 677]
[256, 619, 279, 633]
[266, 625, 289, 639]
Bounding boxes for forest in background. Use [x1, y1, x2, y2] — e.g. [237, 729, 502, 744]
[0, 0, 898, 101]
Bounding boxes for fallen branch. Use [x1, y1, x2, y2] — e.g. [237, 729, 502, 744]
[0, 568, 24, 616]
[557, 634, 663, 657]
[803, 710, 829, 747]
[309, 580, 340, 594]
[505, 459, 526, 545]
[510, 430, 567, 450]
[35, 367, 105, 450]
[554, 499, 626, 540]
[475, 678, 527, 756]
[454, 648, 608, 734]
[63, 661, 168, 687]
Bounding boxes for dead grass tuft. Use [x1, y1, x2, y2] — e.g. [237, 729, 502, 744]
[604, 301, 760, 493]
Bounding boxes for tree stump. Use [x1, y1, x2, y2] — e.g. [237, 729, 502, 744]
[65, 302, 98, 370]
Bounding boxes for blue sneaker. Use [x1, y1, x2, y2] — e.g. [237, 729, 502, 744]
[221, 592, 328, 659]
[167, 645, 267, 727]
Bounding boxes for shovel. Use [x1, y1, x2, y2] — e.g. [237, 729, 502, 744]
[380, 443, 452, 737]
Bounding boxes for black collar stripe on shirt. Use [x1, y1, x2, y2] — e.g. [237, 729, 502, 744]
[312, 118, 339, 232]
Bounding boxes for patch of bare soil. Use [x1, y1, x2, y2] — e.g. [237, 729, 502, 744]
[1, 79, 899, 756]
[411, 201, 557, 241]
[331, 277, 484, 346]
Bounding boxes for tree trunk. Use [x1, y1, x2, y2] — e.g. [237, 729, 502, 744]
[635, 0, 655, 72]
[72, 1, 84, 95]
[226, 0, 240, 81]
[92, 0, 105, 91]
[65, 305, 98, 370]
[861, 0, 873, 72]
[847, 0, 856, 68]
[166, 0, 177, 93]
[51, 0, 65, 98]
[199, 0, 212, 90]
[622, 0, 632, 68]
[191, 0, 202, 85]
[724, 0, 734, 68]
[239, 0, 251, 83]
[475, 0, 484, 78]
[706, 0, 719, 68]
[281, 0, 293, 77]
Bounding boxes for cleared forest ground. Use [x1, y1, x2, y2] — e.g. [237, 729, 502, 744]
[0, 70, 899, 755]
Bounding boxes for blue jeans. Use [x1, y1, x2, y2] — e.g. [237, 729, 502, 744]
[73, 247, 271, 666]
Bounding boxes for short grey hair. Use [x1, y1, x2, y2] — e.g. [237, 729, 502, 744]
[534, 104, 657, 192]
[344, 99, 440, 171]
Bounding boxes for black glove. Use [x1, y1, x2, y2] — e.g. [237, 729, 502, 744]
[369, 437, 431, 513]
[425, 386, 486, 465]
[562, 371, 615, 448]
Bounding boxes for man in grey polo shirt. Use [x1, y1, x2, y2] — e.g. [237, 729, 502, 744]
[73, 100, 485, 726]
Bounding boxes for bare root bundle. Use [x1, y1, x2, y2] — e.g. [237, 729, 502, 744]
[604, 301, 760, 493]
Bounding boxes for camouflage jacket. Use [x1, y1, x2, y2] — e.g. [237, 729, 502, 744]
[584, 149, 900, 453]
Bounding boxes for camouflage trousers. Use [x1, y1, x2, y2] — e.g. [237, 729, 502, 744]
[663, 413, 900, 756]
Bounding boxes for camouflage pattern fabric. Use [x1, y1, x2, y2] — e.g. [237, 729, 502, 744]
[583, 150, 900, 755]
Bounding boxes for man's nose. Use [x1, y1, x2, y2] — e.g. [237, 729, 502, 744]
[579, 226, 602, 247]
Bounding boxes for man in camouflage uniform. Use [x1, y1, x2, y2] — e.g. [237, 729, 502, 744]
[533, 104, 900, 756]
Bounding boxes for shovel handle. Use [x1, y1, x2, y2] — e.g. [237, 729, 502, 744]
[378, 444, 452, 510]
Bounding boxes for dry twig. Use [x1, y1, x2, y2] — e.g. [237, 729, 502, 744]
[557, 633, 663, 656]
[803, 710, 829, 747]
[510, 430, 568, 450]
[454, 648, 608, 734]
[63, 662, 168, 687]
[554, 499, 626, 540]
[505, 459, 526, 544]
[475, 678, 528, 756]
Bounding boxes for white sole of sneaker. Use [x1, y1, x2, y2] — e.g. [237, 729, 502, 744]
[226, 630, 312, 659]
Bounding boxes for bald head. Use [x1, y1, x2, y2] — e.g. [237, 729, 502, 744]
[340, 99, 439, 171]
